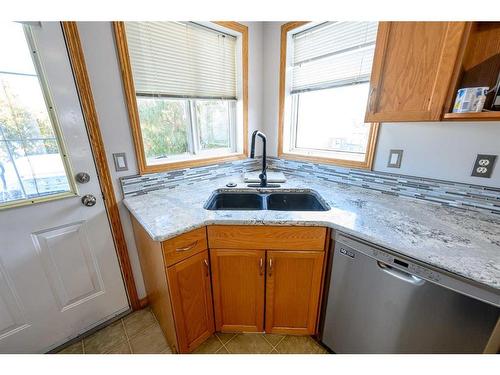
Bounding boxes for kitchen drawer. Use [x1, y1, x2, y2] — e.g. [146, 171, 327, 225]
[207, 225, 327, 251]
[162, 227, 208, 266]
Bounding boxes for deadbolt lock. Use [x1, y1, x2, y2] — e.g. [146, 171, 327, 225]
[75, 172, 91, 184]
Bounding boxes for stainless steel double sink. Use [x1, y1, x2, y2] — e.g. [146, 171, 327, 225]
[204, 190, 330, 211]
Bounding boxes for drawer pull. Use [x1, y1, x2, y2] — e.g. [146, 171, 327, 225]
[175, 240, 198, 252]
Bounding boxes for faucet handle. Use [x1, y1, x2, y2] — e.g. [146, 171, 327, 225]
[259, 172, 267, 187]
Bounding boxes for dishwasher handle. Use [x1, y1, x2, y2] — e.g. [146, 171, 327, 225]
[377, 261, 425, 286]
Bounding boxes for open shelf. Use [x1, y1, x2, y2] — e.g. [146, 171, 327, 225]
[444, 22, 500, 119]
[443, 111, 500, 121]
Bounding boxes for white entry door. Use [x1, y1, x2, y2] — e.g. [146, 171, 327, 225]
[0, 22, 129, 353]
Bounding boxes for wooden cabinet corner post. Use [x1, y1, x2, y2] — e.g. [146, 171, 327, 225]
[130, 217, 179, 352]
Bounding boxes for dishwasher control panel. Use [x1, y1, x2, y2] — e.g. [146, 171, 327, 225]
[367, 245, 442, 282]
[408, 263, 441, 283]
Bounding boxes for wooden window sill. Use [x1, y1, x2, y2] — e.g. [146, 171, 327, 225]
[140, 153, 247, 174]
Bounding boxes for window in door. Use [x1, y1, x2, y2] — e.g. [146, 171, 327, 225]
[0, 22, 74, 208]
[280, 21, 380, 169]
[116, 21, 248, 173]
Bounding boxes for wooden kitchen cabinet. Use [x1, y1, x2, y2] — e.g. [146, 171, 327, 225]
[167, 250, 214, 353]
[131, 218, 214, 353]
[208, 226, 328, 336]
[265, 251, 325, 335]
[365, 22, 468, 122]
[133, 222, 329, 353]
[210, 249, 265, 332]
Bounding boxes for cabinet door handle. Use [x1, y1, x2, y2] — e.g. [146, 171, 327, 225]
[259, 258, 264, 276]
[268, 258, 273, 277]
[175, 240, 198, 252]
[203, 259, 209, 277]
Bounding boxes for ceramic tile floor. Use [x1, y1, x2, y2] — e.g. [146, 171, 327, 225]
[56, 307, 328, 354]
[56, 307, 171, 354]
[194, 332, 328, 354]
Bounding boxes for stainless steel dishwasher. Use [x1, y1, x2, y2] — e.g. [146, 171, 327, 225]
[321, 233, 500, 353]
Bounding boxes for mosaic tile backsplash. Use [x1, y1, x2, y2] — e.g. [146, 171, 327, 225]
[120, 157, 500, 215]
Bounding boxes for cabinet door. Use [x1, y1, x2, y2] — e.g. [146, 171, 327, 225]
[365, 22, 467, 122]
[167, 250, 214, 353]
[210, 249, 265, 332]
[265, 251, 324, 335]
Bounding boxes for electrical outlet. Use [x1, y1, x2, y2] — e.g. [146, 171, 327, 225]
[387, 149, 403, 168]
[471, 154, 497, 178]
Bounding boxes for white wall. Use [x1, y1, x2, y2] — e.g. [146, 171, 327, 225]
[246, 22, 264, 150]
[260, 22, 500, 187]
[77, 21, 146, 298]
[373, 122, 500, 187]
[262, 22, 282, 157]
[78, 21, 265, 298]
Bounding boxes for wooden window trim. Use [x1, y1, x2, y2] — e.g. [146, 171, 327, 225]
[61, 22, 140, 310]
[113, 21, 249, 174]
[277, 22, 379, 170]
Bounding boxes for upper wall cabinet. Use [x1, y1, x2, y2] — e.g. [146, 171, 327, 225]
[365, 22, 468, 122]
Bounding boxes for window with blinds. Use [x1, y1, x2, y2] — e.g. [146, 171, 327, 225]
[282, 21, 379, 168]
[291, 22, 378, 94]
[120, 22, 243, 168]
[125, 22, 237, 99]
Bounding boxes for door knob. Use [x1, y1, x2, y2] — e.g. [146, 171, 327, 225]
[81, 194, 97, 207]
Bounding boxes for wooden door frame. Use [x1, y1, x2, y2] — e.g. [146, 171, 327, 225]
[61, 22, 140, 310]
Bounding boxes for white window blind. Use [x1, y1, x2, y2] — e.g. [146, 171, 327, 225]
[291, 22, 378, 94]
[124, 22, 237, 99]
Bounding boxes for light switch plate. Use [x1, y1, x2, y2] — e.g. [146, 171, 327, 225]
[471, 154, 497, 178]
[387, 149, 403, 168]
[113, 152, 128, 172]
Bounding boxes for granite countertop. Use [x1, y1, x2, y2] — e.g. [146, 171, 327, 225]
[123, 175, 500, 291]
